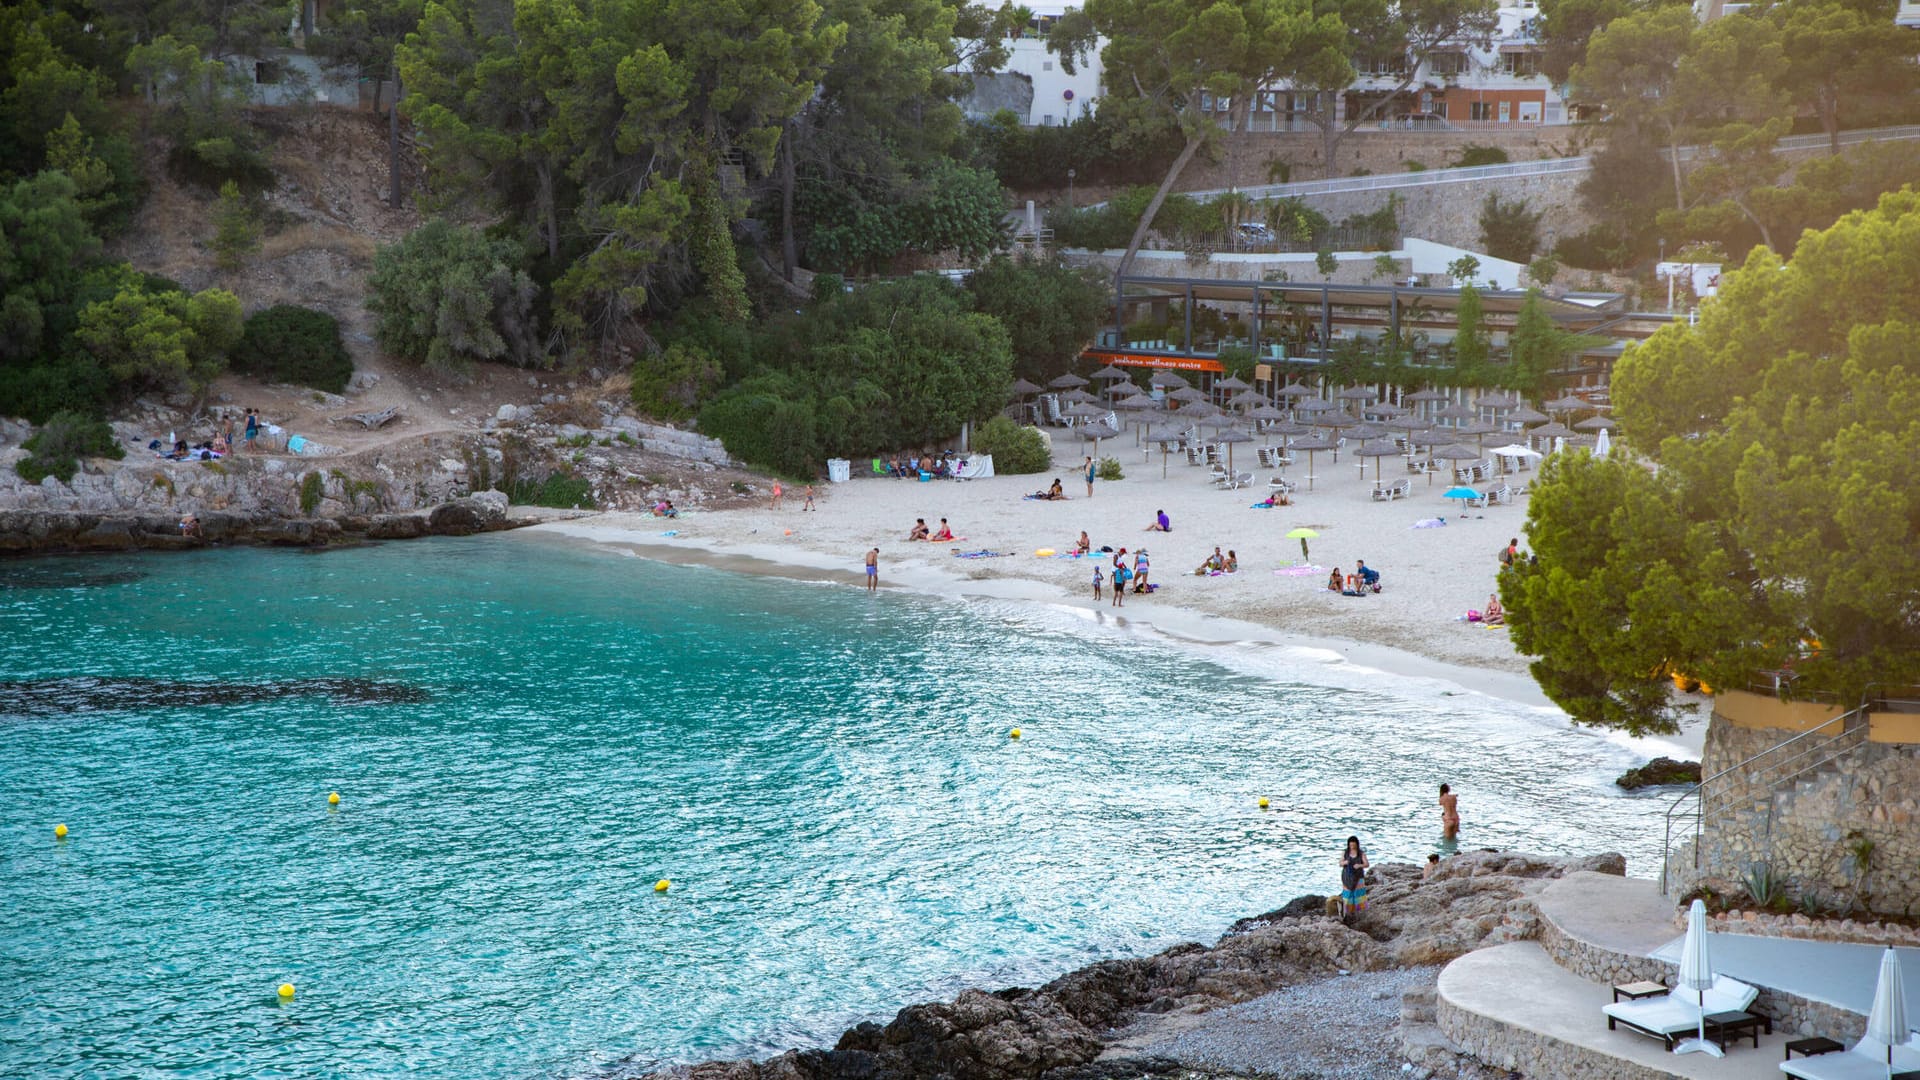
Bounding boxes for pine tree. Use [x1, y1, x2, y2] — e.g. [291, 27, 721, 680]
[210, 181, 260, 271]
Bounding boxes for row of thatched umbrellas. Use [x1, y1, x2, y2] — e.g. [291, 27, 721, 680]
[1012, 373, 1613, 489]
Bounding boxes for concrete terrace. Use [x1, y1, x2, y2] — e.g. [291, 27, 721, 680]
[1436, 872, 1914, 1079]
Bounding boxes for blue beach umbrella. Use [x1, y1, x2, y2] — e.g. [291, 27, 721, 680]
[1443, 485, 1478, 507]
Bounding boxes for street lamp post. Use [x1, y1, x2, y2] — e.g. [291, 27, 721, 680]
[1067, 168, 1076, 210]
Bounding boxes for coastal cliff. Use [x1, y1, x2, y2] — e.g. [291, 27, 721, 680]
[640, 850, 1628, 1080]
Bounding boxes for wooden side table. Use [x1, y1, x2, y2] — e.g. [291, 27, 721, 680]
[1611, 980, 1667, 1003]
[1703, 1010, 1771, 1050]
[1785, 1036, 1843, 1060]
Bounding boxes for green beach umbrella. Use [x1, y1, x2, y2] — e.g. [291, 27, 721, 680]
[1286, 526, 1318, 561]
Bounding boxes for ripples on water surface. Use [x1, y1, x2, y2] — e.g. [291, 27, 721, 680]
[0, 536, 1672, 1078]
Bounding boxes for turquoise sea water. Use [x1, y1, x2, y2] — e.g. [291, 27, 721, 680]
[1, 535, 1673, 1078]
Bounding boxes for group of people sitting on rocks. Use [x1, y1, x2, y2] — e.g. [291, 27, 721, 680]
[148, 408, 264, 461]
[1326, 560, 1382, 596]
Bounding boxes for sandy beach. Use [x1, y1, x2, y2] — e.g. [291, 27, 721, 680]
[540, 440, 1532, 666]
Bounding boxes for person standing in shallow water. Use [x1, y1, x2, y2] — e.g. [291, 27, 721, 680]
[864, 548, 878, 593]
[1439, 783, 1460, 839]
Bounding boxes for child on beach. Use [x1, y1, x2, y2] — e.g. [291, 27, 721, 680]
[803, 485, 815, 511]
[1092, 564, 1103, 601]
[771, 482, 783, 509]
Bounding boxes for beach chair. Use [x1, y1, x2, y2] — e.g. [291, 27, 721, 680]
[1209, 466, 1231, 488]
[1781, 1033, 1920, 1080]
[1371, 481, 1392, 501]
[1268, 475, 1293, 496]
[1185, 447, 1203, 466]
[1602, 975, 1760, 1050]
[1230, 471, 1253, 490]
[1258, 446, 1279, 469]
[1388, 478, 1412, 500]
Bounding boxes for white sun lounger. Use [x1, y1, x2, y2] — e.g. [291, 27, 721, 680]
[1781, 1035, 1920, 1080]
[1603, 975, 1759, 1049]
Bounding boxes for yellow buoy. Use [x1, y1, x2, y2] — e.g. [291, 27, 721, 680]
[1258, 797, 1270, 809]
[278, 983, 295, 999]
[1034, 548, 1055, 557]
[54, 823, 68, 838]
[1010, 727, 1022, 739]
[328, 792, 340, 805]
[654, 879, 670, 893]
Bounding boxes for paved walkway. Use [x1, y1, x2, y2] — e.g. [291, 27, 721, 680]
[1539, 871, 1682, 959]
[1441, 942, 1793, 1079]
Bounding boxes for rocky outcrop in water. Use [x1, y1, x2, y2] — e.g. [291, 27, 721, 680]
[0, 492, 512, 553]
[0, 676, 430, 716]
[1615, 757, 1701, 789]
[639, 851, 1625, 1080]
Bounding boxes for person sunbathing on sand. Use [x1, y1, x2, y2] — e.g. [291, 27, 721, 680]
[1046, 479, 1065, 500]
[907, 518, 929, 541]
[1194, 547, 1224, 575]
[1255, 491, 1291, 508]
[1224, 550, 1238, 573]
[1483, 594, 1505, 625]
[928, 518, 954, 542]
[1328, 568, 1344, 591]
[1074, 531, 1091, 554]
[1144, 509, 1170, 532]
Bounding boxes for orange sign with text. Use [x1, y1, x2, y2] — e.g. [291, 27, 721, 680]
[1083, 349, 1225, 374]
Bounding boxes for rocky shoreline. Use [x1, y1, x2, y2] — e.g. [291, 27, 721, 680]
[0, 492, 520, 554]
[633, 850, 1629, 1080]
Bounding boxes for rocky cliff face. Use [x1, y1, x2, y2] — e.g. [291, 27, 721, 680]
[639, 850, 1627, 1080]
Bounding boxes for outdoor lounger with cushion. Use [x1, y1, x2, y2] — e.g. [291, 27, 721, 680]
[1781, 1035, 1920, 1080]
[1603, 975, 1759, 1049]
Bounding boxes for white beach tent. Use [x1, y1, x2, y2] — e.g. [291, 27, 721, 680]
[1674, 899, 1723, 1057]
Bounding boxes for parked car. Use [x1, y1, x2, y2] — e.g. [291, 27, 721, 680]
[1235, 222, 1277, 244]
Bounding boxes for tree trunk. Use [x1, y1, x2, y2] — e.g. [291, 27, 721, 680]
[1668, 133, 1686, 212]
[537, 165, 559, 260]
[387, 98, 403, 212]
[779, 118, 798, 282]
[1823, 96, 1840, 157]
[1319, 92, 1340, 175]
[1114, 129, 1205, 286]
[1731, 196, 1774, 252]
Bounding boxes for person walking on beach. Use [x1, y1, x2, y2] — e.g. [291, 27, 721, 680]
[771, 481, 784, 510]
[1339, 836, 1371, 918]
[864, 548, 879, 593]
[1084, 456, 1096, 498]
[1498, 538, 1518, 569]
[1132, 549, 1150, 593]
[803, 485, 815, 511]
[1439, 783, 1460, 839]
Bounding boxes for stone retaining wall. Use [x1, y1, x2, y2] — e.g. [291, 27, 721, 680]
[1679, 710, 1920, 921]
[1534, 907, 1670, 987]
[1436, 989, 1672, 1080]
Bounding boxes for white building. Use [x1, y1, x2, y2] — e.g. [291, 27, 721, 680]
[1207, 0, 1570, 128]
[957, 2, 1104, 127]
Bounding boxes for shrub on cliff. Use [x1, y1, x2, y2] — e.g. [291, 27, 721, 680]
[16, 411, 123, 483]
[972, 416, 1049, 475]
[367, 220, 542, 376]
[231, 306, 353, 393]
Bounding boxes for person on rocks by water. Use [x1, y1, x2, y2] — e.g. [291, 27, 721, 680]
[1339, 836, 1371, 917]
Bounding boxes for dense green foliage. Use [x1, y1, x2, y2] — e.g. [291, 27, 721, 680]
[696, 275, 1011, 475]
[971, 415, 1050, 474]
[965, 255, 1109, 382]
[1507, 189, 1920, 732]
[1478, 194, 1541, 264]
[232, 306, 354, 393]
[210, 180, 260, 271]
[15, 410, 122, 483]
[510, 469, 597, 509]
[1569, 0, 1918, 269]
[367, 220, 541, 376]
[968, 111, 1185, 193]
[629, 341, 725, 422]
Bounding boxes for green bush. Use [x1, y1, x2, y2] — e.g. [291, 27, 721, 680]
[367, 219, 543, 375]
[299, 471, 325, 514]
[630, 341, 723, 421]
[972, 415, 1049, 474]
[509, 470, 596, 509]
[15, 410, 123, 483]
[1097, 455, 1124, 481]
[231, 306, 353, 392]
[1454, 144, 1510, 168]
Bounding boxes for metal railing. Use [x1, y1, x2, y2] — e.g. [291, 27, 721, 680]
[1660, 702, 1868, 894]
[1080, 125, 1920, 211]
